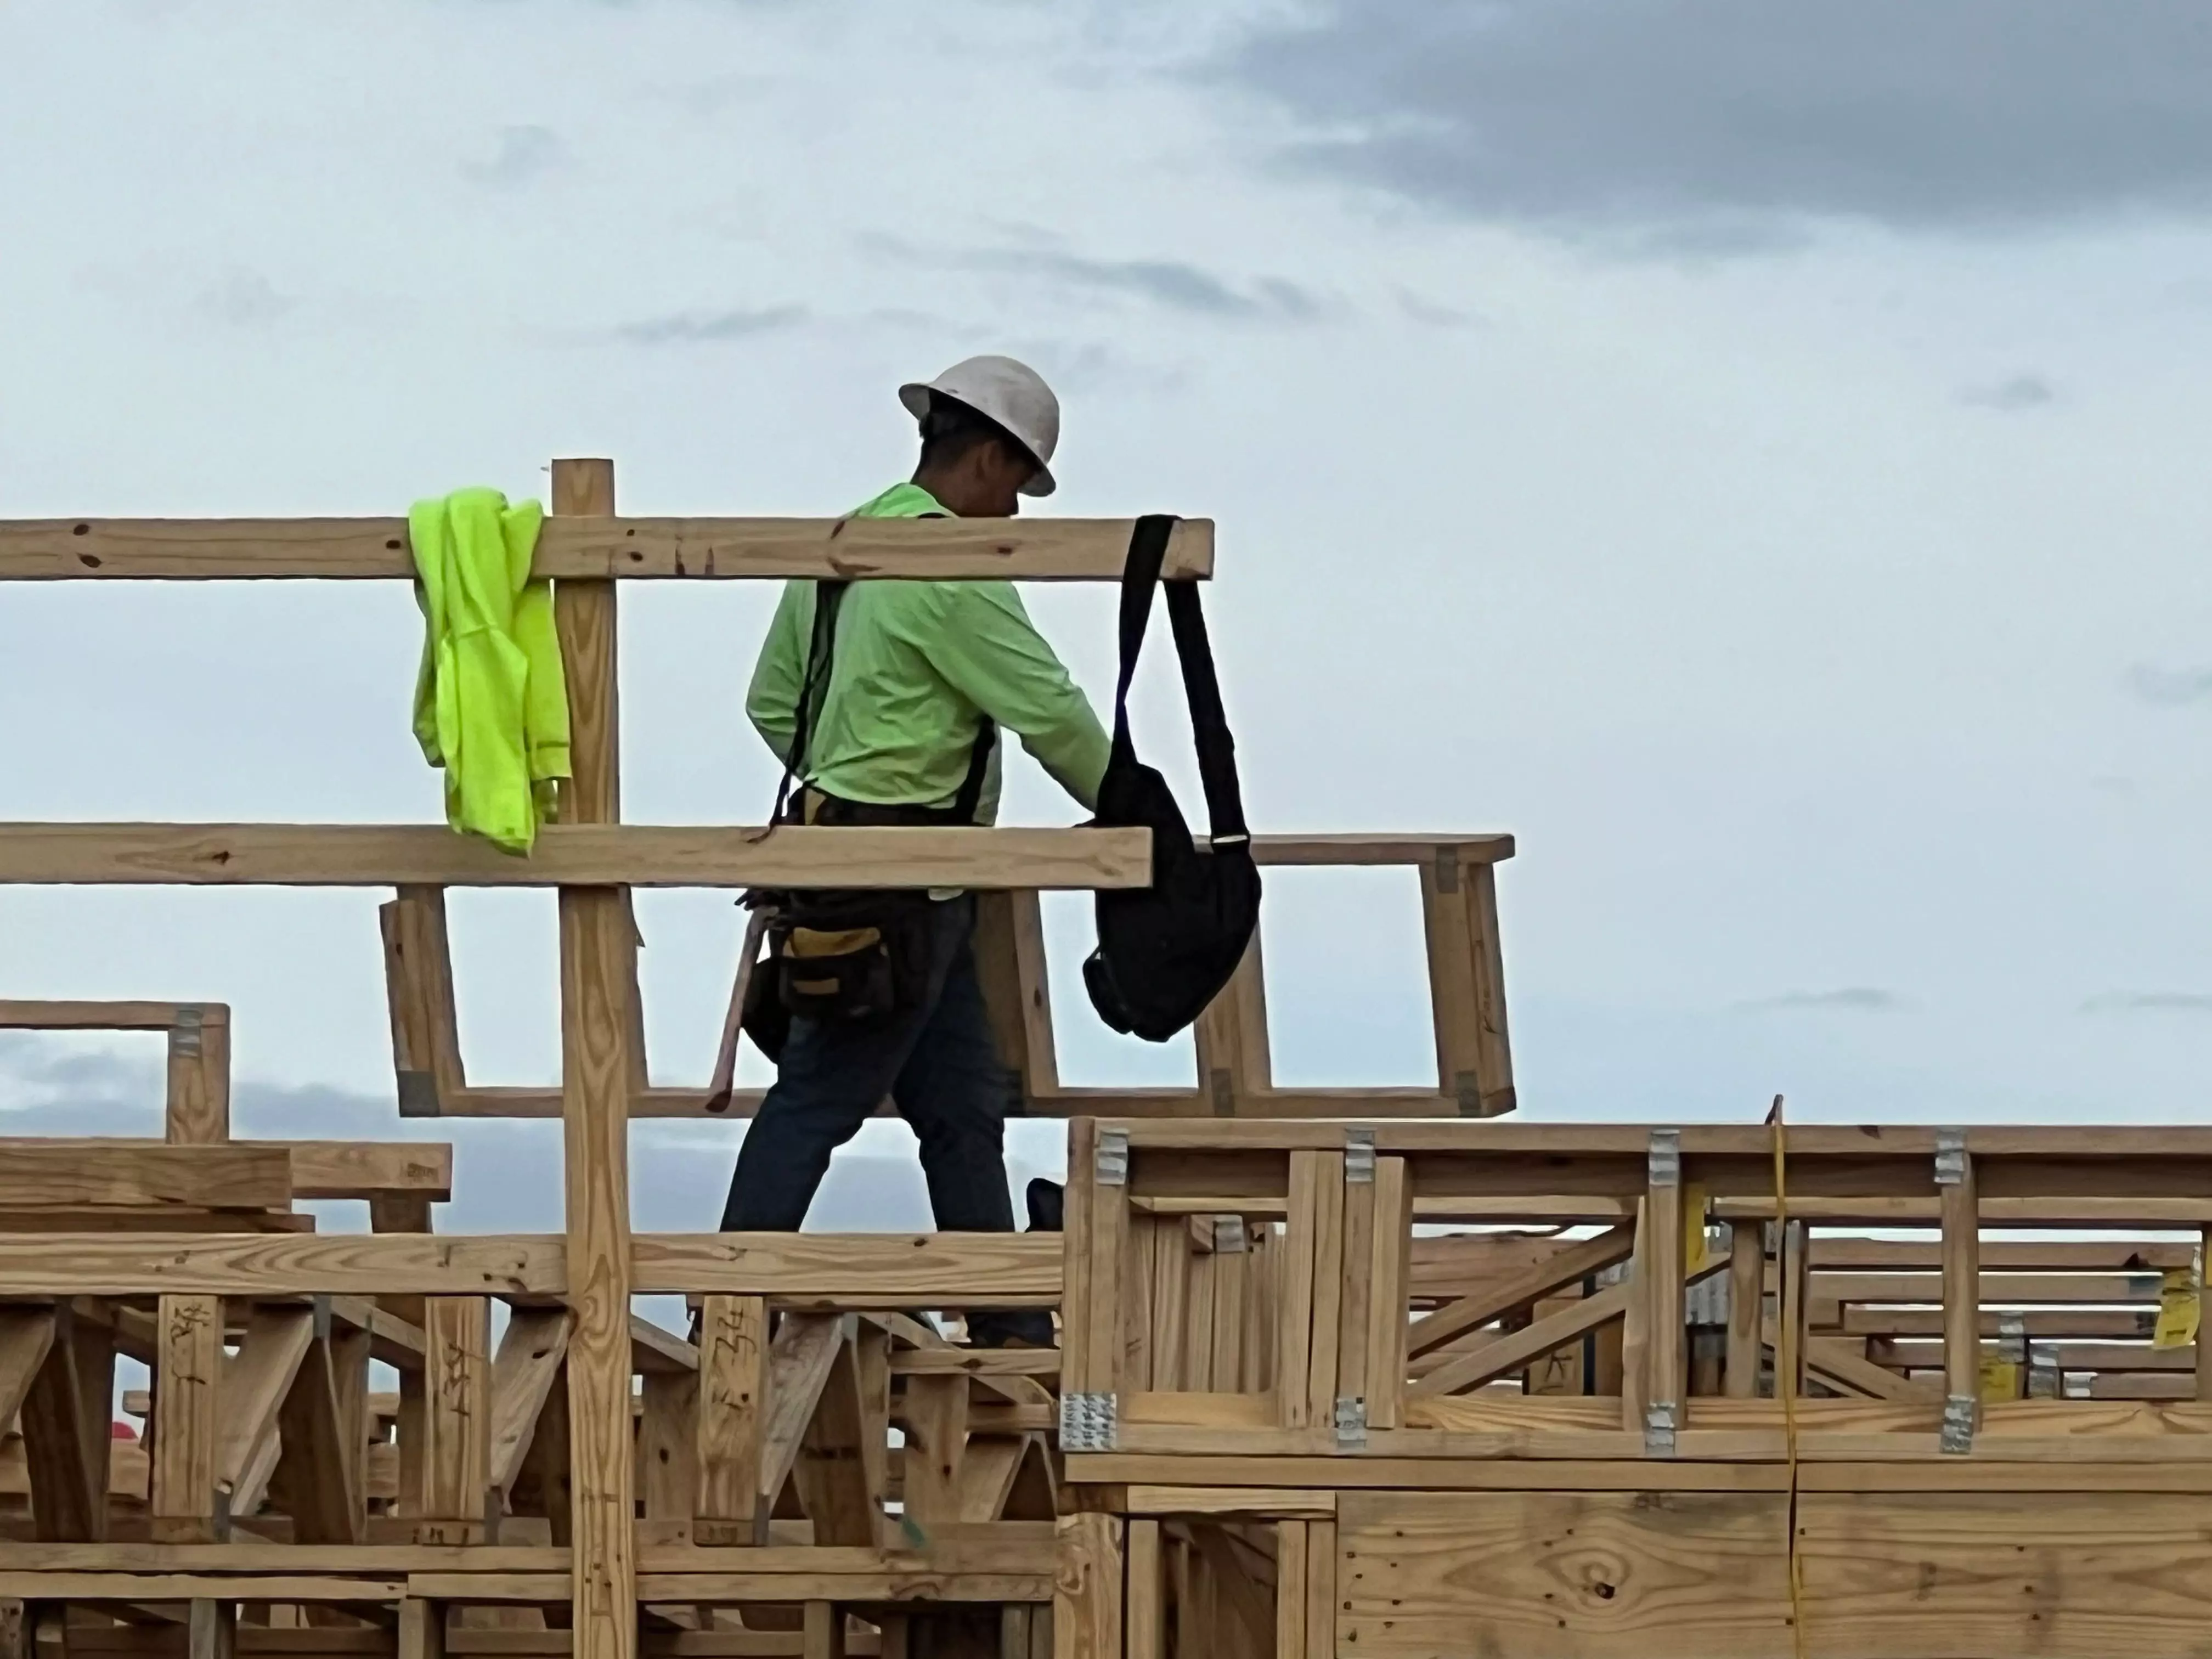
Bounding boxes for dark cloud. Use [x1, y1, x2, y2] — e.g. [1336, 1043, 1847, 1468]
[615, 306, 809, 345]
[2126, 664, 2212, 707]
[960, 246, 1323, 321]
[462, 125, 568, 189]
[1960, 374, 2059, 411]
[2081, 992, 2212, 1016]
[1736, 988, 1906, 1014]
[1223, 2, 2212, 247]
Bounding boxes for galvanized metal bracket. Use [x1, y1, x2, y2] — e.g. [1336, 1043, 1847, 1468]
[1212, 1214, 1248, 1254]
[395, 1069, 440, 1118]
[1644, 1402, 1678, 1458]
[1344, 1127, 1377, 1183]
[1094, 1128, 1130, 1188]
[1334, 1396, 1368, 1449]
[171, 1005, 205, 1059]
[1059, 1391, 1119, 1453]
[1940, 1392, 1977, 1455]
[1647, 1127, 1682, 1188]
[1999, 1313, 2027, 1364]
[1934, 1127, 1968, 1187]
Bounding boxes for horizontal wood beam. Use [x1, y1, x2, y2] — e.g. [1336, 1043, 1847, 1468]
[631, 1233, 1060, 1305]
[0, 823, 1149, 890]
[435, 1084, 1467, 1120]
[0, 516, 1212, 582]
[0, 1000, 218, 1030]
[0, 1232, 1056, 1302]
[0, 1144, 290, 1211]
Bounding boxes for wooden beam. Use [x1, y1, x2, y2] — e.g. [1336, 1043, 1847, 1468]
[1409, 1280, 1633, 1398]
[22, 1302, 110, 1541]
[0, 515, 1215, 582]
[151, 1294, 223, 1542]
[0, 1000, 197, 1029]
[793, 1342, 876, 1549]
[1051, 1514, 1120, 1659]
[488, 1308, 573, 1504]
[0, 1307, 57, 1425]
[630, 1234, 1059, 1304]
[0, 1234, 565, 1296]
[268, 1141, 453, 1203]
[1404, 1224, 1635, 1360]
[552, 453, 637, 1659]
[0, 1144, 286, 1211]
[1725, 1221, 1764, 1399]
[1942, 1142, 1980, 1436]
[382, 887, 467, 1118]
[1192, 931, 1271, 1117]
[0, 823, 1153, 891]
[214, 1306, 315, 1504]
[273, 1326, 366, 1544]
[756, 1316, 847, 1512]
[418, 1298, 493, 1544]
[694, 1296, 767, 1546]
[165, 1005, 230, 1145]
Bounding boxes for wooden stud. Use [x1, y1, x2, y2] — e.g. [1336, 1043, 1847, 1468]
[273, 1327, 365, 1543]
[636, 1369, 698, 1543]
[554, 454, 639, 1659]
[1725, 1221, 1764, 1398]
[1059, 1121, 1097, 1398]
[1782, 1219, 1809, 1403]
[22, 1304, 111, 1542]
[152, 1294, 223, 1543]
[1051, 1513, 1121, 1659]
[1941, 1143, 1980, 1423]
[1302, 1155, 1346, 1431]
[1644, 1164, 1685, 1442]
[381, 888, 466, 1117]
[164, 1006, 230, 1146]
[419, 1298, 491, 1544]
[1618, 1201, 1650, 1435]
[800, 1602, 844, 1659]
[1418, 850, 1514, 1116]
[1126, 1518, 1163, 1659]
[694, 1296, 767, 1545]
[216, 1306, 314, 1512]
[1192, 932, 1272, 1118]
[1277, 1156, 1322, 1430]
[898, 1375, 967, 1528]
[1273, 1520, 1306, 1659]
[398, 1601, 443, 1659]
[1301, 1520, 1334, 1659]
[488, 1308, 573, 1507]
[187, 1599, 235, 1659]
[1335, 1151, 1375, 1432]
[1363, 1158, 1411, 1430]
[970, 891, 1059, 1104]
[2198, 1226, 2212, 1404]
[794, 1339, 877, 1549]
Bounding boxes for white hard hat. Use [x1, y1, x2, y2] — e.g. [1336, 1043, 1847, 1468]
[899, 354, 1060, 497]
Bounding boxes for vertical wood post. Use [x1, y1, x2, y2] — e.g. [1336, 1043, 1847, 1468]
[1724, 1221, 1764, 1398]
[1193, 930, 1272, 1116]
[2198, 1226, 2212, 1403]
[552, 456, 637, 1659]
[1419, 847, 1515, 1116]
[1052, 1513, 1121, 1659]
[1362, 1157, 1411, 1429]
[418, 1299, 491, 1543]
[1938, 1129, 1979, 1452]
[151, 1293, 222, 1542]
[1618, 1200, 1650, 1436]
[1641, 1130, 1684, 1454]
[164, 1005, 229, 1144]
[695, 1294, 767, 1545]
[1126, 1518, 1164, 1659]
[1303, 1519, 1336, 1659]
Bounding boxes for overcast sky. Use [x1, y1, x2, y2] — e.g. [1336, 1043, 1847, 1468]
[6, 0, 2212, 1233]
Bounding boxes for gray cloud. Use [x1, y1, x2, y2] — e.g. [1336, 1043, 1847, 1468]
[961, 246, 1323, 321]
[1223, 2, 2212, 247]
[2126, 664, 2212, 706]
[197, 269, 295, 328]
[615, 306, 809, 345]
[1960, 373, 2059, 411]
[1395, 289, 1478, 328]
[462, 125, 568, 189]
[1736, 988, 1908, 1014]
[2081, 992, 2212, 1015]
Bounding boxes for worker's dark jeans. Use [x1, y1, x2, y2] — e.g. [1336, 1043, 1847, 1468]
[718, 892, 1052, 1347]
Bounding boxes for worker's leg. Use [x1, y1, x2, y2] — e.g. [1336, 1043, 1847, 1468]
[890, 896, 1053, 1347]
[718, 918, 962, 1230]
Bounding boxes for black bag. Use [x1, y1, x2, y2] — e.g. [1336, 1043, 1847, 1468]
[740, 578, 994, 1054]
[1082, 515, 1261, 1041]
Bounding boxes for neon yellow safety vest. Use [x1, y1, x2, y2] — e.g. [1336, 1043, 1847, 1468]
[408, 489, 571, 853]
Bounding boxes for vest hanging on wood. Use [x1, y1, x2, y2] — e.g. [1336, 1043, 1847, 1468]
[1082, 515, 1261, 1042]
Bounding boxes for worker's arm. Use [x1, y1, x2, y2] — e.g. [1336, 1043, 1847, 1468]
[921, 582, 1112, 810]
[744, 582, 808, 761]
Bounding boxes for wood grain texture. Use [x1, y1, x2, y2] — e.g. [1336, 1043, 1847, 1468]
[0, 999, 201, 1029]
[630, 1233, 1060, 1304]
[151, 1294, 223, 1542]
[0, 823, 1153, 891]
[0, 1233, 564, 1295]
[166, 1006, 230, 1145]
[23, 1304, 111, 1542]
[1051, 1514, 1121, 1659]
[382, 886, 466, 1115]
[1336, 1489, 1793, 1658]
[1405, 1223, 1635, 1359]
[489, 1308, 573, 1502]
[0, 515, 1215, 582]
[419, 1297, 492, 1543]
[0, 1144, 285, 1210]
[695, 1295, 767, 1543]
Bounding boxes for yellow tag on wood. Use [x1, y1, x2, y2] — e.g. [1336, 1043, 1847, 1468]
[1978, 1357, 2021, 1404]
[1684, 1184, 1711, 1277]
[2153, 1270, 2200, 1350]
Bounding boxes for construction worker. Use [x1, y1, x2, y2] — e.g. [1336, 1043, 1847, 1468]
[720, 356, 1106, 1346]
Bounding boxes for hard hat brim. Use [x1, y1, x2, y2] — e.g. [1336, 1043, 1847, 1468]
[899, 382, 1057, 498]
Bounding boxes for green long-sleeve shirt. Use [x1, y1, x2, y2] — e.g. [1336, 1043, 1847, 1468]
[746, 483, 1111, 822]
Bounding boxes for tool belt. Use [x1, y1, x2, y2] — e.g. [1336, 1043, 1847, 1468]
[741, 577, 996, 1051]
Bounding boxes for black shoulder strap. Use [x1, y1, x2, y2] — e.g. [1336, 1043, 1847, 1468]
[950, 713, 996, 824]
[1110, 515, 1249, 843]
[768, 578, 848, 826]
